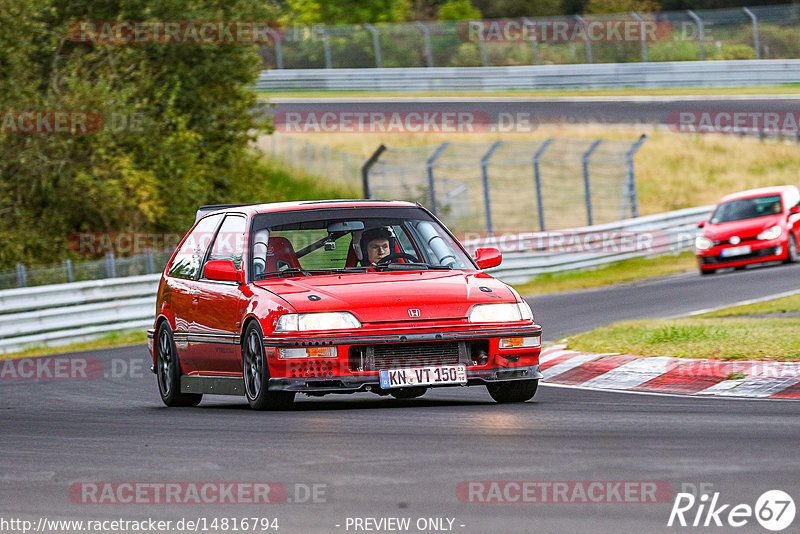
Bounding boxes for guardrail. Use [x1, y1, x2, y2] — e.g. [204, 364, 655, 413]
[255, 59, 800, 91]
[0, 206, 713, 354]
[0, 274, 160, 355]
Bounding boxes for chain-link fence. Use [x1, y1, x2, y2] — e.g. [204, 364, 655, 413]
[362, 137, 646, 234]
[258, 134, 362, 187]
[0, 252, 173, 290]
[258, 4, 800, 69]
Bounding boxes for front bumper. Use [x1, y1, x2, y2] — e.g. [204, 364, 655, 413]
[268, 364, 543, 394]
[696, 241, 784, 269]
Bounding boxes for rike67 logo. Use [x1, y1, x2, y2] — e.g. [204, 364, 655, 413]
[668, 489, 795, 531]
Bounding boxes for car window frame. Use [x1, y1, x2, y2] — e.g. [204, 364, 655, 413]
[166, 212, 225, 281]
[199, 213, 248, 285]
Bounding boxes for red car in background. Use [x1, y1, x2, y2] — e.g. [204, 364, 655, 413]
[148, 200, 543, 410]
[695, 185, 800, 275]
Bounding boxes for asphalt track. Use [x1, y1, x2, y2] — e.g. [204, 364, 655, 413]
[266, 95, 800, 129]
[2, 263, 799, 534]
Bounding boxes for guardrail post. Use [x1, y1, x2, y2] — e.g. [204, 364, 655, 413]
[364, 24, 383, 68]
[522, 18, 540, 64]
[267, 29, 284, 69]
[361, 144, 387, 198]
[575, 15, 593, 64]
[478, 40, 489, 66]
[686, 10, 705, 60]
[480, 141, 503, 235]
[415, 22, 434, 67]
[16, 264, 27, 287]
[631, 12, 649, 62]
[582, 139, 603, 226]
[742, 7, 760, 60]
[144, 249, 155, 274]
[532, 138, 555, 231]
[105, 253, 117, 278]
[426, 142, 450, 215]
[62, 259, 74, 282]
[317, 27, 333, 68]
[624, 134, 647, 219]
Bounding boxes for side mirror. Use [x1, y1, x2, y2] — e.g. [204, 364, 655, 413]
[790, 206, 800, 215]
[697, 221, 706, 228]
[474, 247, 502, 269]
[204, 260, 244, 284]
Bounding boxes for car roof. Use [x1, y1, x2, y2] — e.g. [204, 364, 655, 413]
[719, 185, 798, 203]
[196, 199, 420, 221]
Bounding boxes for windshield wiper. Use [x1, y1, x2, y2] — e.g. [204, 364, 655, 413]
[376, 262, 453, 271]
[258, 268, 311, 280]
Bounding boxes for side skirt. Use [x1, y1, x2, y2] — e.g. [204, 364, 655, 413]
[181, 375, 245, 396]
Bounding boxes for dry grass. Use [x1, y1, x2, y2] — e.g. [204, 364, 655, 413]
[268, 125, 800, 216]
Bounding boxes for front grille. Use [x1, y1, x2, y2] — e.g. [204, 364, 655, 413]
[350, 341, 465, 371]
[701, 246, 780, 265]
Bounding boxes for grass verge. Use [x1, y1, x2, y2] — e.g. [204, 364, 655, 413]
[0, 330, 147, 360]
[512, 252, 696, 296]
[566, 293, 800, 361]
[259, 85, 800, 99]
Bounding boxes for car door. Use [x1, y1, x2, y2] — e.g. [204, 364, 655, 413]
[192, 213, 249, 374]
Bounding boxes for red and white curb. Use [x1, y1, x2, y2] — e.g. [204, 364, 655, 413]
[539, 344, 800, 398]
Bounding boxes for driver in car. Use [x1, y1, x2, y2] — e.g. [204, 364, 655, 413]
[361, 226, 393, 265]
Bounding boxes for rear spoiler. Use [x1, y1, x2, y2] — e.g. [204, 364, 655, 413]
[194, 204, 259, 222]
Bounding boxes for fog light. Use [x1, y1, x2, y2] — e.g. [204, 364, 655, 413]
[499, 336, 540, 348]
[278, 347, 336, 359]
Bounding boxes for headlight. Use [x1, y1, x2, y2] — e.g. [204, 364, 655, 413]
[757, 225, 782, 241]
[468, 302, 533, 323]
[695, 236, 713, 250]
[275, 312, 361, 332]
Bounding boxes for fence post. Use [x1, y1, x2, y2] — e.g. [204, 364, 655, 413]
[364, 24, 383, 68]
[317, 26, 333, 68]
[631, 12, 649, 62]
[105, 253, 117, 278]
[361, 144, 387, 198]
[582, 139, 603, 226]
[532, 138, 555, 231]
[480, 141, 503, 236]
[63, 258, 74, 282]
[267, 29, 284, 69]
[426, 142, 450, 215]
[415, 22, 434, 67]
[686, 10, 705, 60]
[16, 264, 27, 288]
[144, 249, 156, 274]
[574, 15, 593, 64]
[742, 7, 760, 60]
[478, 40, 489, 67]
[624, 134, 647, 219]
[521, 18, 540, 64]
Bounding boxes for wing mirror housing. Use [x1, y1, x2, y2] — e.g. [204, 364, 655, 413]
[474, 247, 502, 269]
[697, 220, 706, 228]
[204, 260, 244, 284]
[790, 205, 800, 215]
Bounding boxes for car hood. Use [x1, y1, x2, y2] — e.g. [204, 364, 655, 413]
[704, 215, 782, 241]
[254, 270, 517, 323]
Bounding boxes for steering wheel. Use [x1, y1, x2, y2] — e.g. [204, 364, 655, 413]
[376, 252, 420, 264]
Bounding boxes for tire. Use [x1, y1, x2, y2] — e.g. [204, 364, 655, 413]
[487, 379, 539, 403]
[243, 322, 295, 411]
[784, 235, 798, 264]
[390, 387, 427, 399]
[700, 268, 715, 276]
[156, 323, 202, 407]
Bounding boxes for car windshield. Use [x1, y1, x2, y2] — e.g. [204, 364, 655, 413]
[709, 195, 782, 224]
[250, 207, 475, 279]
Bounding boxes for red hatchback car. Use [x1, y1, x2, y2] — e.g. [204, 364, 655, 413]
[148, 200, 543, 410]
[695, 185, 800, 275]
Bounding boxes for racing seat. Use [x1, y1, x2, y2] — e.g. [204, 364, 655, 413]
[264, 236, 301, 273]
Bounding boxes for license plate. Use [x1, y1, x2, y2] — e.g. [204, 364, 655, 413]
[721, 245, 751, 257]
[379, 365, 467, 388]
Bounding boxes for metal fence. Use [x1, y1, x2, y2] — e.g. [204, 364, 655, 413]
[362, 136, 646, 234]
[0, 251, 172, 290]
[259, 4, 800, 70]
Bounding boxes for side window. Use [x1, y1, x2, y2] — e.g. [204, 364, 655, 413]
[168, 214, 223, 280]
[205, 215, 247, 272]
